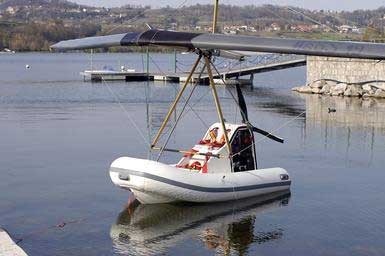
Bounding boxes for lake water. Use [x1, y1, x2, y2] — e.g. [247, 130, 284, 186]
[1, 53, 385, 256]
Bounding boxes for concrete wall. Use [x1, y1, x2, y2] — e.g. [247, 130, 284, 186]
[307, 56, 385, 85]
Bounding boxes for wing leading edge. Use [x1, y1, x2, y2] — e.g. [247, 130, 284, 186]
[51, 29, 385, 60]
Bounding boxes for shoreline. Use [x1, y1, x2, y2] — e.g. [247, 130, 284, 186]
[292, 79, 385, 99]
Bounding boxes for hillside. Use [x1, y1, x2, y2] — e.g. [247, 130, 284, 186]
[0, 0, 384, 51]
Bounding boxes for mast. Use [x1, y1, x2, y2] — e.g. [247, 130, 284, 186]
[204, 56, 232, 155]
[212, 0, 219, 33]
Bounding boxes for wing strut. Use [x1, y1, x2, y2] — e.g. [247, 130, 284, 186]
[150, 51, 233, 159]
[151, 55, 202, 148]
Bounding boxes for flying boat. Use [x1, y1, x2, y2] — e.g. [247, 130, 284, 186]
[52, 29, 385, 204]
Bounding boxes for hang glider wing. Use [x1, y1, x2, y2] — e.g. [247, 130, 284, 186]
[51, 33, 140, 50]
[51, 29, 385, 60]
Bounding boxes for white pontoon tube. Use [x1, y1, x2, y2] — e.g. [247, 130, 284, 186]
[109, 123, 290, 204]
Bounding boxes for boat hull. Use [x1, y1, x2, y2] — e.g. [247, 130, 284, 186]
[109, 157, 291, 204]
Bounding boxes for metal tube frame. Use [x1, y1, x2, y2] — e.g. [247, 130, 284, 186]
[152, 147, 223, 159]
[151, 51, 231, 158]
[151, 55, 202, 148]
[156, 63, 207, 161]
[204, 55, 232, 155]
[212, 0, 219, 33]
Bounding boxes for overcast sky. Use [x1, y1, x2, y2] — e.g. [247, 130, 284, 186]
[72, 0, 384, 11]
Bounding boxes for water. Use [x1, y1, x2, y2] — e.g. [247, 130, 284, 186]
[1, 53, 385, 256]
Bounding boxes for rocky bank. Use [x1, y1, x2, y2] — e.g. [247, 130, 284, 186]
[292, 80, 385, 99]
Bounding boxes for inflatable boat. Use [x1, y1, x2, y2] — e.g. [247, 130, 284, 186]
[109, 123, 291, 204]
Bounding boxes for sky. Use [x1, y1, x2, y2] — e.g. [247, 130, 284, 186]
[72, 0, 385, 11]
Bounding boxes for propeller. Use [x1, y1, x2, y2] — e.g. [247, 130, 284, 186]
[235, 84, 284, 144]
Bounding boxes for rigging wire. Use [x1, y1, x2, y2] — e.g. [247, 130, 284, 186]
[101, 77, 151, 148]
[234, 110, 306, 158]
[148, 54, 209, 129]
[283, 6, 338, 33]
[209, 58, 245, 121]
[261, 5, 297, 28]
[208, 57, 306, 157]
[156, 62, 207, 161]
[104, 0, 190, 34]
[269, 1, 383, 37]
[255, 110, 306, 144]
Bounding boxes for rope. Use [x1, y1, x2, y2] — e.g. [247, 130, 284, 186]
[101, 77, 151, 148]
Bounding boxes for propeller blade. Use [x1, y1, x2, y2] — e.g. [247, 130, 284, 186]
[235, 84, 248, 123]
[235, 85, 283, 143]
[252, 126, 284, 144]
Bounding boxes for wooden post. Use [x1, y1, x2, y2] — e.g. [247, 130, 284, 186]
[151, 55, 202, 148]
[204, 56, 231, 155]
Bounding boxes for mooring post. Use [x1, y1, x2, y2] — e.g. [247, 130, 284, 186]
[90, 49, 93, 71]
[173, 49, 177, 73]
[146, 46, 149, 80]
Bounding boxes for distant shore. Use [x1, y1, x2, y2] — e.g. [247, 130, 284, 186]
[4, 30, 382, 53]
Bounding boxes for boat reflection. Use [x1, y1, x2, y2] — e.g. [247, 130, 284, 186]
[110, 191, 290, 255]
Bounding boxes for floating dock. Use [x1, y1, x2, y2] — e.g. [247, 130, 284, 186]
[0, 228, 27, 256]
[82, 57, 306, 84]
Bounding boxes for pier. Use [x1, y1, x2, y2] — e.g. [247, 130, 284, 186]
[82, 54, 306, 84]
[0, 228, 27, 256]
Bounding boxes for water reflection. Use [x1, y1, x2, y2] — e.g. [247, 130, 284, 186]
[110, 191, 290, 256]
[247, 86, 306, 117]
[299, 94, 385, 166]
[302, 94, 385, 132]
